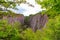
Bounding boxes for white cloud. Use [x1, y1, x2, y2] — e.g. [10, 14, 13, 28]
[8, 0, 43, 16]
[17, 0, 43, 16]
[19, 4, 42, 16]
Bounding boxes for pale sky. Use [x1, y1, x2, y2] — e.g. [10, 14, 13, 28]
[8, 0, 44, 16]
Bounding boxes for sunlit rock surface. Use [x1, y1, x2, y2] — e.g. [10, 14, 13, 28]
[29, 14, 48, 31]
[3, 14, 24, 24]
[2, 13, 48, 32]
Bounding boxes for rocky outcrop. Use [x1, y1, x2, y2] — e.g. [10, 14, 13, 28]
[3, 14, 24, 24]
[2, 13, 48, 31]
[29, 14, 48, 31]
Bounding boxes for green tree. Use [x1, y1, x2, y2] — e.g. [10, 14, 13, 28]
[0, 0, 26, 9]
[35, 0, 60, 40]
[36, 0, 60, 18]
[0, 19, 23, 40]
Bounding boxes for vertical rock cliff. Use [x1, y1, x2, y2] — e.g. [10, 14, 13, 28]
[2, 13, 48, 32]
[29, 14, 48, 31]
[2, 14, 24, 24]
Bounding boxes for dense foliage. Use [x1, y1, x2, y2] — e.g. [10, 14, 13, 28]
[0, 15, 60, 40]
[0, 0, 60, 40]
[36, 0, 60, 18]
[0, 0, 26, 9]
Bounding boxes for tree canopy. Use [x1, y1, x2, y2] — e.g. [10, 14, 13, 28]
[0, 0, 60, 40]
[0, 0, 26, 9]
[36, 0, 60, 18]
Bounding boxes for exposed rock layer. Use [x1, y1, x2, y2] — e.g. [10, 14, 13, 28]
[29, 14, 48, 31]
[2, 14, 48, 31]
[3, 14, 24, 24]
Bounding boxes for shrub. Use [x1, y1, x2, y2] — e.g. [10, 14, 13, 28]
[0, 19, 22, 40]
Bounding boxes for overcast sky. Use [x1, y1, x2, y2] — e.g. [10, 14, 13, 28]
[9, 0, 44, 16]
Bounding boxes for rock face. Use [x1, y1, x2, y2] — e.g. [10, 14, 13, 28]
[3, 14, 24, 24]
[2, 13, 48, 31]
[29, 14, 48, 31]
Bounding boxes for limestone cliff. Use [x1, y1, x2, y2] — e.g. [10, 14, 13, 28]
[29, 14, 48, 31]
